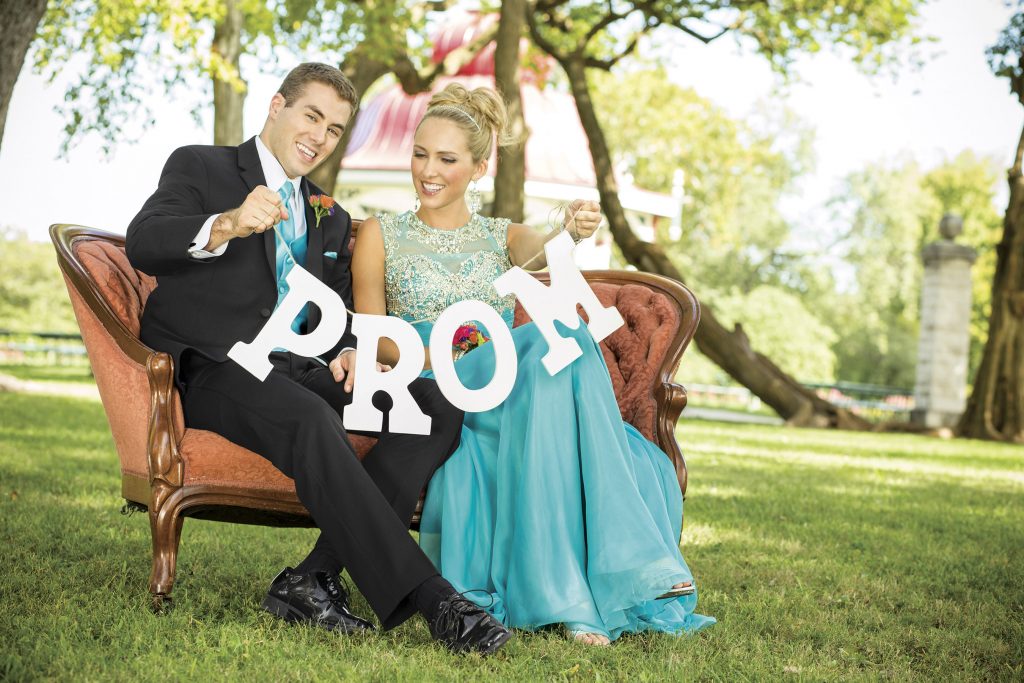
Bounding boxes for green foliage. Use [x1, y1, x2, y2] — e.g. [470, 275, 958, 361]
[592, 67, 814, 295]
[731, 0, 927, 74]
[2, 391, 1021, 679]
[35, 0, 252, 154]
[922, 152, 1004, 376]
[0, 228, 77, 334]
[827, 159, 931, 388]
[30, 0, 431, 155]
[532, 1, 926, 73]
[714, 286, 838, 383]
[986, 0, 1024, 99]
[826, 152, 1003, 387]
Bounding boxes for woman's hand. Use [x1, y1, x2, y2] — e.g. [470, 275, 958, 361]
[563, 199, 603, 243]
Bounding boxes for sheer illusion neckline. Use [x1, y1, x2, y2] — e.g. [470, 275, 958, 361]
[409, 210, 480, 233]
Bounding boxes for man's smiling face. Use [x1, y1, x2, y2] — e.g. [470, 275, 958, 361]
[262, 81, 352, 179]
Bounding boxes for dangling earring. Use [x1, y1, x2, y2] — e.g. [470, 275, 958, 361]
[467, 180, 482, 214]
[413, 193, 421, 212]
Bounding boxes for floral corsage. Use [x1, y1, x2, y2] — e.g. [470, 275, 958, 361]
[453, 323, 490, 361]
[308, 194, 336, 228]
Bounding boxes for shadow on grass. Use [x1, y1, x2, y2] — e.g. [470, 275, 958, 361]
[2, 395, 1022, 679]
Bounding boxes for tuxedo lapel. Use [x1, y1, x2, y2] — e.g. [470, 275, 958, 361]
[301, 178, 324, 282]
[301, 178, 326, 332]
[237, 137, 278, 279]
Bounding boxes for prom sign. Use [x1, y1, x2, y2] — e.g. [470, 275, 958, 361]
[228, 232, 624, 435]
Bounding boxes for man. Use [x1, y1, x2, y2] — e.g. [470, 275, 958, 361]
[126, 63, 511, 655]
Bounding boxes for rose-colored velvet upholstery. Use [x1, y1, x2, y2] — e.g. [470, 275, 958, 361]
[513, 284, 678, 441]
[52, 224, 699, 605]
[69, 237, 377, 492]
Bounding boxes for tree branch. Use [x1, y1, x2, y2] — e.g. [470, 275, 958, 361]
[527, 7, 564, 60]
[583, 8, 630, 43]
[585, 34, 643, 70]
[676, 22, 731, 44]
[391, 21, 499, 94]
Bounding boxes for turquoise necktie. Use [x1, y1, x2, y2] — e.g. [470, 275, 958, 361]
[273, 181, 308, 334]
[277, 183, 296, 242]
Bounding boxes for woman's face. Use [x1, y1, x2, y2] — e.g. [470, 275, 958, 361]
[411, 117, 485, 213]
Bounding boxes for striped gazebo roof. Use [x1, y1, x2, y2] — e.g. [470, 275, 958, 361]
[343, 11, 597, 188]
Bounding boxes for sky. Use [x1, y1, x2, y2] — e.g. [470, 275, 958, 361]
[0, 0, 1020, 246]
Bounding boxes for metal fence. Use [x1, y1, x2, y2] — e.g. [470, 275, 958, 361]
[687, 381, 914, 422]
[0, 330, 88, 366]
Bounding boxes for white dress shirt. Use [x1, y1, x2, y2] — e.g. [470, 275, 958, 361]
[186, 137, 354, 364]
[188, 136, 305, 258]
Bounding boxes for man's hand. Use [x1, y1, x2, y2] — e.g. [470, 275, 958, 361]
[329, 349, 392, 393]
[563, 199, 603, 242]
[206, 186, 288, 250]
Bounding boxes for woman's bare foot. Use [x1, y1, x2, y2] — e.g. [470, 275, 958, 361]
[657, 581, 694, 599]
[569, 630, 611, 646]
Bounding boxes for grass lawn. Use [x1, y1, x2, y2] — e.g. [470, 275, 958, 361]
[0, 390, 1021, 681]
[0, 362, 94, 384]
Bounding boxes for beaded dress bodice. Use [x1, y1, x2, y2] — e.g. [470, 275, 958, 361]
[379, 211, 516, 336]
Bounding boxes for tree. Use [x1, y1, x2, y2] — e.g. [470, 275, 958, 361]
[309, 3, 500, 194]
[492, 0, 527, 222]
[715, 286, 838, 383]
[958, 8, 1024, 442]
[0, 227, 77, 334]
[827, 160, 932, 388]
[30, 0, 366, 154]
[0, 0, 48, 150]
[527, 0, 925, 427]
[821, 153, 1001, 390]
[592, 67, 813, 295]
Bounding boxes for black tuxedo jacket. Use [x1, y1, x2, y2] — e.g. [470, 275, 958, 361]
[126, 137, 356, 377]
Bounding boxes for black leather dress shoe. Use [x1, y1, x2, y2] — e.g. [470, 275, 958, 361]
[428, 592, 512, 655]
[261, 567, 375, 633]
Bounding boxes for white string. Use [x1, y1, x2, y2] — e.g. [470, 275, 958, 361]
[271, 204, 589, 329]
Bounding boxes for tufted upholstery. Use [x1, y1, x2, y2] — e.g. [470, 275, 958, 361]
[73, 238, 672, 484]
[70, 238, 377, 492]
[513, 284, 679, 441]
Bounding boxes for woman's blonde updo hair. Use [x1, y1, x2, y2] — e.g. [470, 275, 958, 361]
[419, 83, 519, 162]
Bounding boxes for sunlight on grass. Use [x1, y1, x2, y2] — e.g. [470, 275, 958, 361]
[2, 392, 1022, 680]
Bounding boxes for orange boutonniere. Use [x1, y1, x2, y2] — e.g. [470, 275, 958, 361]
[308, 194, 336, 228]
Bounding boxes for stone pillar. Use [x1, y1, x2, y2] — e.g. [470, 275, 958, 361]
[911, 214, 977, 428]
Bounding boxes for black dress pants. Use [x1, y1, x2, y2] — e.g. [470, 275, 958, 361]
[180, 351, 463, 629]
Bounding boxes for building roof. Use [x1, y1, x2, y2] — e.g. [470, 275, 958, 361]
[341, 10, 678, 218]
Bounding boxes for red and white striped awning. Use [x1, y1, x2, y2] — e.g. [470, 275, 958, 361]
[340, 10, 679, 219]
[345, 11, 595, 187]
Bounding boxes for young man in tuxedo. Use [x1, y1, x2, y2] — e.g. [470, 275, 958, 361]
[126, 63, 510, 655]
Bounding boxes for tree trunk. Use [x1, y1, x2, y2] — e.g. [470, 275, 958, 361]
[0, 0, 48, 149]
[211, 0, 244, 146]
[311, 27, 501, 195]
[308, 55, 392, 194]
[559, 55, 869, 429]
[957, 121, 1024, 442]
[492, 0, 527, 222]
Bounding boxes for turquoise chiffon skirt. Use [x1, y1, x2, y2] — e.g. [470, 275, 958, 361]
[418, 319, 715, 640]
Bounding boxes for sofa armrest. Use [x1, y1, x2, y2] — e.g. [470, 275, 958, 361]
[655, 381, 689, 496]
[146, 352, 184, 492]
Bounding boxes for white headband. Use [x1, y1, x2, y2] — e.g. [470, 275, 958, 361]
[427, 104, 481, 132]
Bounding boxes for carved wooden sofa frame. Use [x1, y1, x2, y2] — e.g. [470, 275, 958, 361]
[51, 222, 701, 608]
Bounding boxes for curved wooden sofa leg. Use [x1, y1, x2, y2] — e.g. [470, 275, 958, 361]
[148, 495, 184, 611]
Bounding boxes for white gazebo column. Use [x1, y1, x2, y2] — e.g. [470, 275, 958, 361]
[911, 214, 977, 429]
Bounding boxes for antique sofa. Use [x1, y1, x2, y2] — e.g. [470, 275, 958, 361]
[50, 222, 701, 609]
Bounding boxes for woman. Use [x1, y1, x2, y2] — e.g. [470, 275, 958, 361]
[352, 84, 714, 645]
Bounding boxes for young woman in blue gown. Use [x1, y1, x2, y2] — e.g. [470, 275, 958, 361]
[352, 84, 714, 645]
